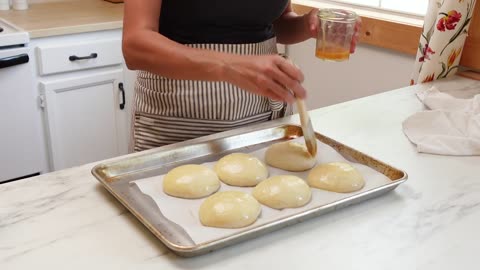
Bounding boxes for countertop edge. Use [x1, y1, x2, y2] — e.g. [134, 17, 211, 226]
[0, 0, 124, 39]
[28, 21, 123, 39]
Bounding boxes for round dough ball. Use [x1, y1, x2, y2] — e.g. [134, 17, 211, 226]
[199, 191, 261, 228]
[163, 164, 220, 199]
[265, 141, 316, 171]
[253, 175, 312, 209]
[307, 162, 365, 193]
[214, 153, 268, 187]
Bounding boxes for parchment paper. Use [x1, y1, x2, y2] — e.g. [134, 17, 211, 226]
[133, 137, 391, 244]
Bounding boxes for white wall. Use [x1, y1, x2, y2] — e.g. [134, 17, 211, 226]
[287, 39, 416, 109]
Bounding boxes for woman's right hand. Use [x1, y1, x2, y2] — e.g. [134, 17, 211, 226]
[222, 54, 306, 103]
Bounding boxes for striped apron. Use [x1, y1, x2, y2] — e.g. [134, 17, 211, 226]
[130, 38, 292, 152]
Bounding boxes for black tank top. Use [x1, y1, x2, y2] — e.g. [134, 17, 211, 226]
[159, 0, 289, 44]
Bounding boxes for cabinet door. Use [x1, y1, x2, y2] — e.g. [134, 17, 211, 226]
[118, 64, 137, 154]
[40, 69, 125, 171]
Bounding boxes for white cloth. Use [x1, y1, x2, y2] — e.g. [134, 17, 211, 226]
[403, 86, 480, 155]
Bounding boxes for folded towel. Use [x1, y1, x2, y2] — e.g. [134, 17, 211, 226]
[402, 86, 480, 156]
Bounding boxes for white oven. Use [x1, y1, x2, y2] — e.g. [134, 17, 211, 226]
[0, 19, 44, 183]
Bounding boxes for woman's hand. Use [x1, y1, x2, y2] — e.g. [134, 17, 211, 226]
[304, 8, 362, 53]
[305, 8, 320, 39]
[222, 54, 306, 103]
[350, 18, 362, 53]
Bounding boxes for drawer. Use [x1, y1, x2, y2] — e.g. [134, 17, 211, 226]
[36, 38, 123, 75]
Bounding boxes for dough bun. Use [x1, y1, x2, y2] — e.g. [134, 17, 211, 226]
[199, 191, 261, 228]
[163, 164, 220, 199]
[253, 175, 312, 209]
[214, 153, 268, 187]
[265, 141, 316, 172]
[307, 162, 365, 193]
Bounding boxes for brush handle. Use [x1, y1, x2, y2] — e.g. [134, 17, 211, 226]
[296, 99, 310, 128]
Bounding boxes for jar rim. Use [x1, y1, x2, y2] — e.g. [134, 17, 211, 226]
[317, 9, 358, 22]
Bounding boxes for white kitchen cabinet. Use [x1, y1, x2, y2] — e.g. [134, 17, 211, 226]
[39, 69, 127, 171]
[30, 29, 135, 172]
[36, 38, 124, 76]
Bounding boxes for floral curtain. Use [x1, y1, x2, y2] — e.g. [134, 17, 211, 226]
[411, 0, 477, 85]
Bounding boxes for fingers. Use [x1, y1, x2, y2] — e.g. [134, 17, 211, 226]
[256, 73, 295, 103]
[227, 54, 307, 103]
[355, 17, 363, 31]
[264, 88, 288, 102]
[274, 56, 307, 99]
[308, 8, 320, 38]
[267, 64, 302, 102]
[350, 18, 362, 53]
[350, 34, 358, 53]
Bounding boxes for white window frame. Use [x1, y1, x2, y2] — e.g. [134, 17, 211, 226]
[306, 0, 427, 18]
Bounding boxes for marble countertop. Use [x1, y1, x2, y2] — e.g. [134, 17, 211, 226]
[2, 76, 480, 269]
[0, 0, 123, 38]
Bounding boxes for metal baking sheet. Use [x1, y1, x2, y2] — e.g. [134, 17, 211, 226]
[92, 123, 407, 257]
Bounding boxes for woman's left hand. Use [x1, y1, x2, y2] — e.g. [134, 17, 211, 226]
[304, 8, 362, 53]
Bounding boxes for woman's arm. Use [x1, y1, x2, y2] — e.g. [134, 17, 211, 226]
[273, 2, 318, 45]
[122, 0, 225, 81]
[122, 0, 306, 102]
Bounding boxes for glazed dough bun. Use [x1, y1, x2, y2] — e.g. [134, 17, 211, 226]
[163, 164, 220, 199]
[252, 175, 312, 209]
[214, 153, 268, 187]
[265, 141, 316, 171]
[307, 162, 365, 193]
[199, 191, 261, 228]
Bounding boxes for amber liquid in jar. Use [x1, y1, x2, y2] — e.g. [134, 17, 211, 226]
[315, 47, 350, 61]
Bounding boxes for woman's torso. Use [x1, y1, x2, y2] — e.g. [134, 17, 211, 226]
[131, 1, 291, 151]
[159, 0, 290, 44]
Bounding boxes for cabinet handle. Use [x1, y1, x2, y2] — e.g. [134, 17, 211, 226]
[69, 53, 98, 61]
[119, 83, 126, 110]
[0, 54, 29, 69]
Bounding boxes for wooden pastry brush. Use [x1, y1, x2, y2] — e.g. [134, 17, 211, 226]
[280, 54, 317, 157]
